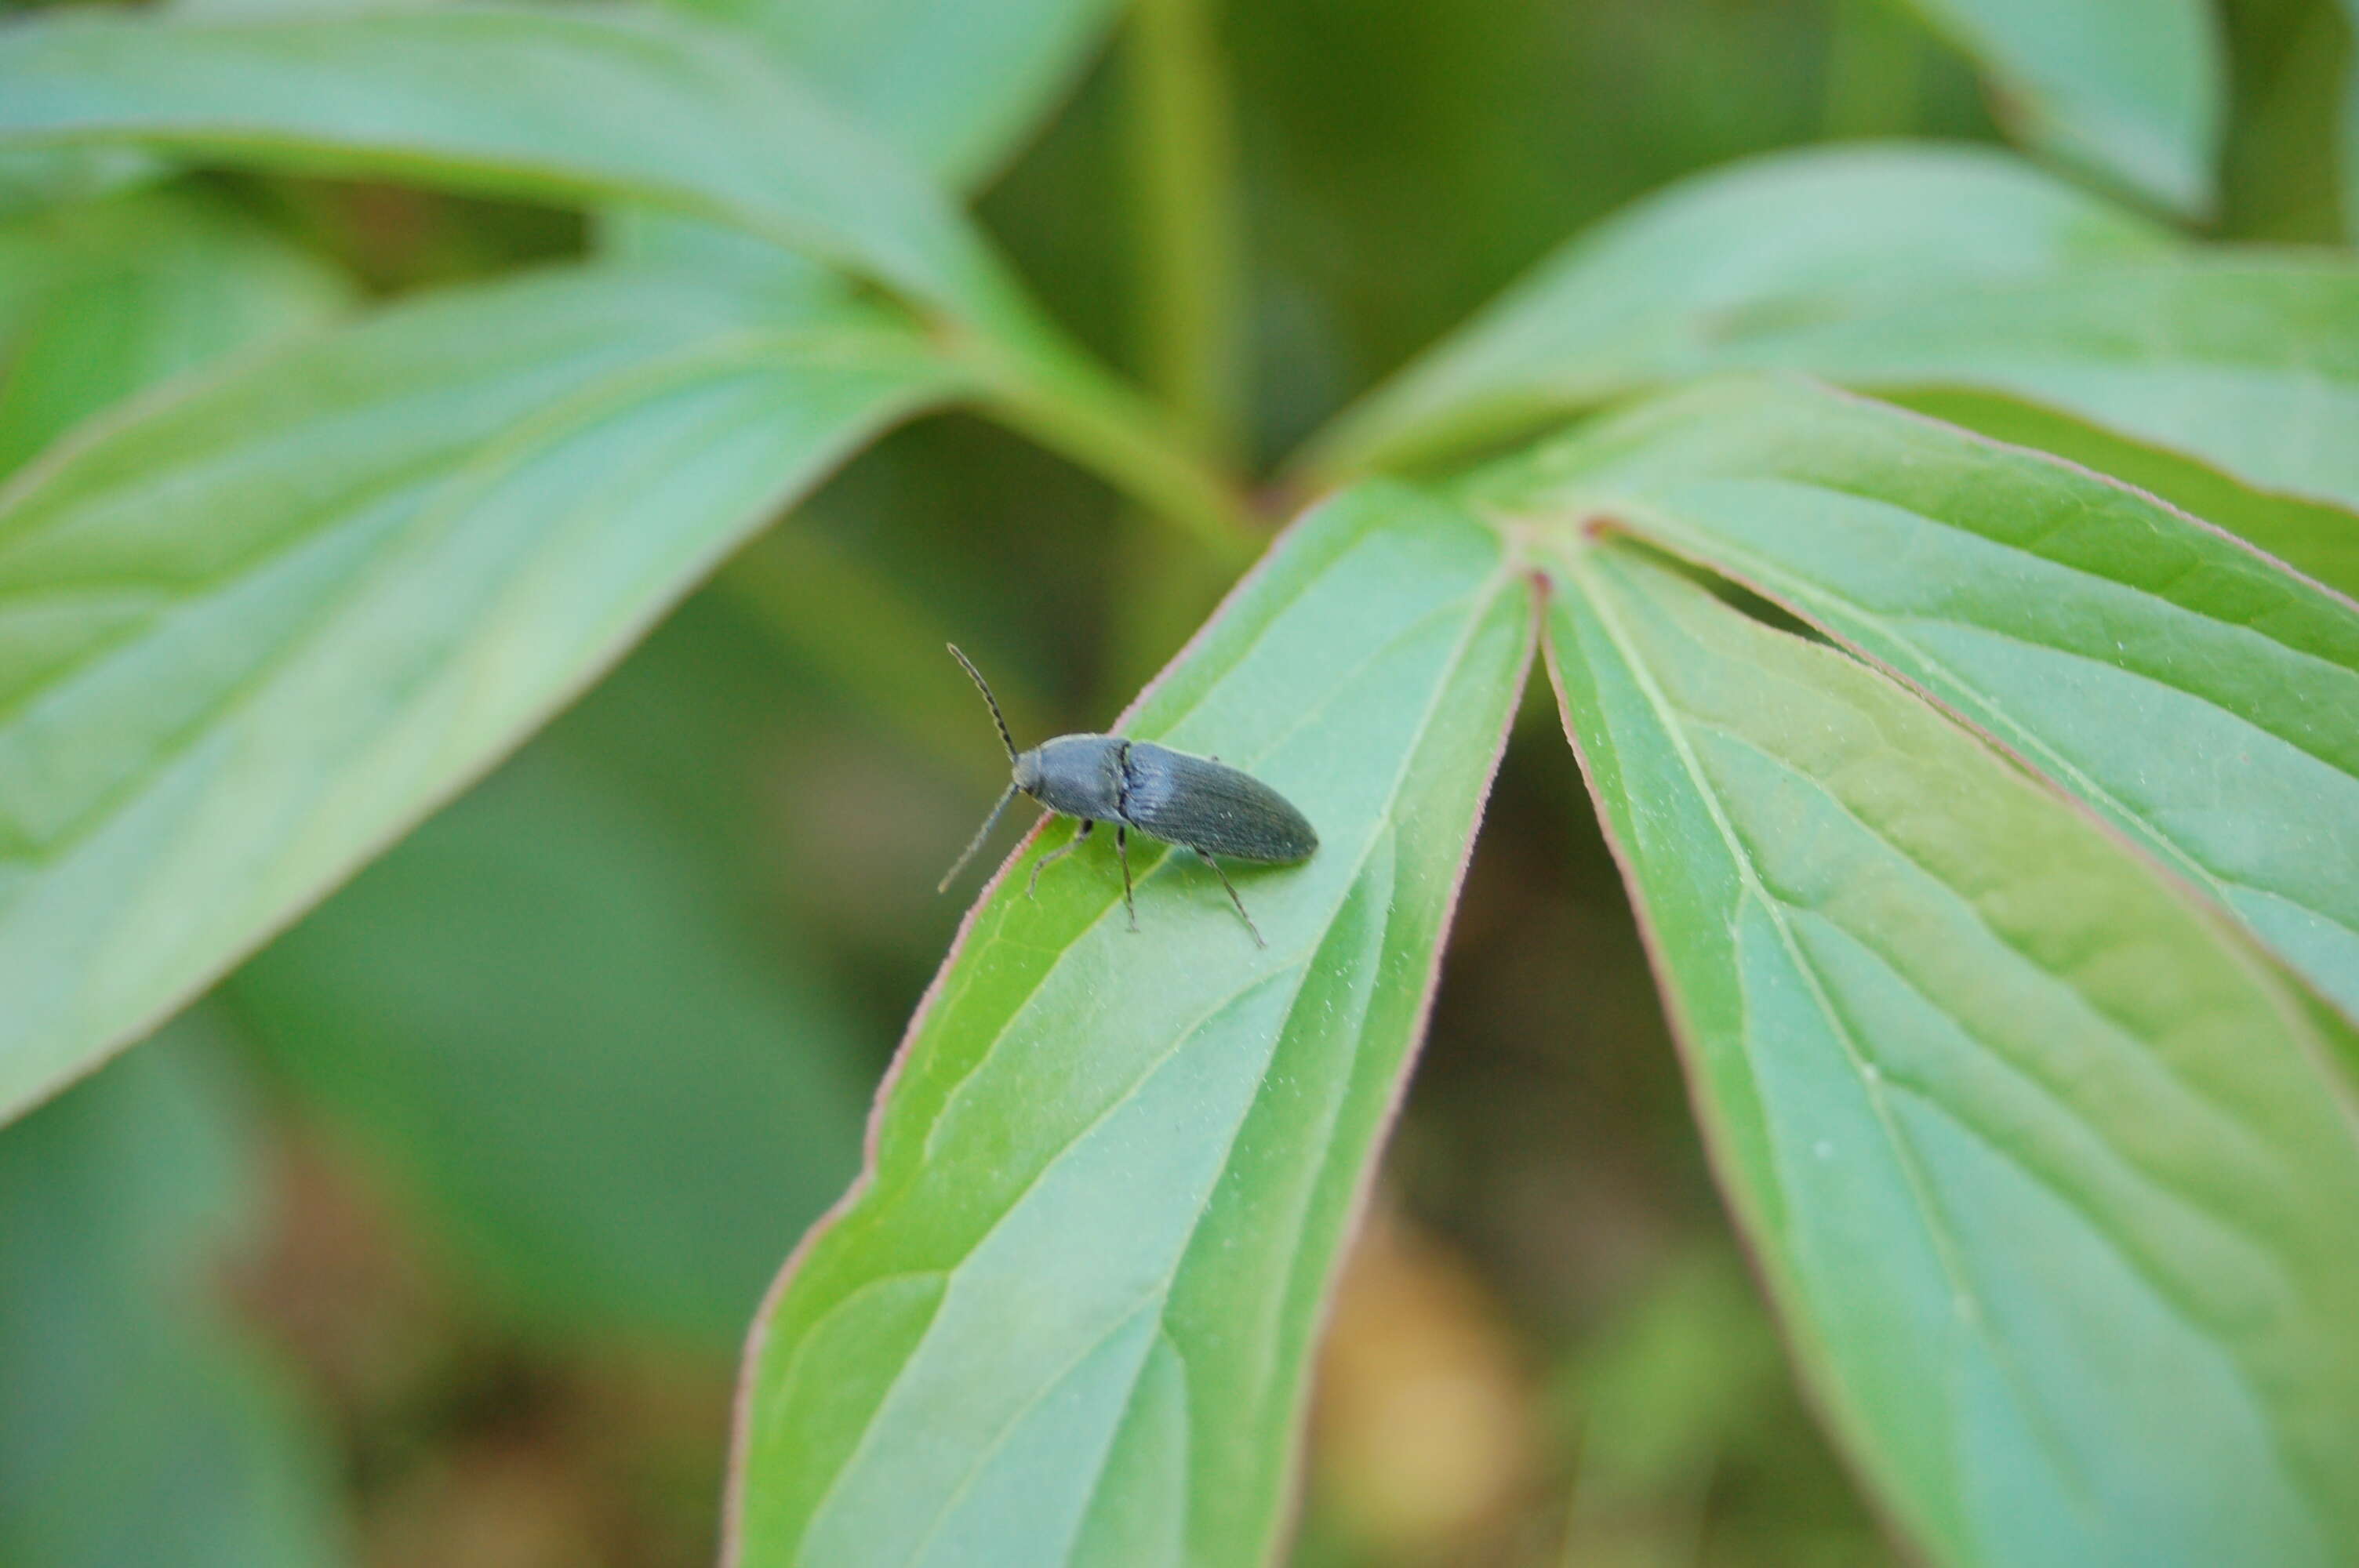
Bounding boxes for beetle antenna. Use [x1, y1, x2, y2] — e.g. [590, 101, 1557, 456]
[946, 644, 1017, 762]
[939, 784, 1018, 892]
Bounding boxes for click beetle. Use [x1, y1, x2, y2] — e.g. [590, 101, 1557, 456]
[936, 644, 1318, 947]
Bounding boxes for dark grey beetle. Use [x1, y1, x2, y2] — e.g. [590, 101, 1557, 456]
[937, 644, 1318, 946]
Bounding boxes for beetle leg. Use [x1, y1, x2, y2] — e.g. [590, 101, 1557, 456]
[1027, 818, 1093, 898]
[1195, 850, 1265, 948]
[1117, 826, 1137, 931]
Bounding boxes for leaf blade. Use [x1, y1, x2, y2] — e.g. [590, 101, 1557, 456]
[1897, 0, 2223, 214]
[1707, 260, 2359, 533]
[1489, 378, 2359, 1021]
[0, 4, 1021, 325]
[1305, 143, 2175, 478]
[729, 483, 1533, 1566]
[681, 0, 1125, 188]
[1543, 539, 2359, 1565]
[0, 187, 351, 472]
[0, 264, 957, 1123]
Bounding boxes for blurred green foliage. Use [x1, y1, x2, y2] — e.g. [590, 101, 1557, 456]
[0, 0, 2353, 1563]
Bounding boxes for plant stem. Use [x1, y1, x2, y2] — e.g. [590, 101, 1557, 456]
[954, 329, 1260, 569]
[1125, 0, 1245, 458]
[1093, 0, 1252, 695]
[1822, 0, 1922, 140]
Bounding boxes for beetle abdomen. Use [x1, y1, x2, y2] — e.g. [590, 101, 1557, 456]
[1119, 742, 1318, 862]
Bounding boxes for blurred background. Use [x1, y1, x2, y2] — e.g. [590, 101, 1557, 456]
[0, 0, 2347, 1564]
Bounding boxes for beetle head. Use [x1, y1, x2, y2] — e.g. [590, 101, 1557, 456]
[1012, 747, 1044, 795]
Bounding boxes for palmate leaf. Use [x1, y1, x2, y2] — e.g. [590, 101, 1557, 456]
[0, 264, 958, 1123]
[727, 374, 2359, 1566]
[727, 482, 1532, 1566]
[1891, 0, 2222, 215]
[1539, 539, 2359, 1566]
[1481, 378, 2359, 1021]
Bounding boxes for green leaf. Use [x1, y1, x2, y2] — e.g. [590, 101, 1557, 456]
[0, 7, 1258, 557]
[0, 188, 351, 473]
[0, 145, 158, 220]
[0, 264, 958, 1126]
[727, 483, 1532, 1566]
[231, 611, 872, 1350]
[1310, 156, 2359, 568]
[1893, 0, 2222, 214]
[595, 0, 1125, 318]
[1703, 259, 2359, 528]
[1485, 377, 2359, 1021]
[1304, 144, 2174, 477]
[0, 1015, 347, 1568]
[674, 0, 1125, 188]
[0, 4, 1024, 328]
[1890, 387, 2359, 605]
[1542, 539, 2359, 1566]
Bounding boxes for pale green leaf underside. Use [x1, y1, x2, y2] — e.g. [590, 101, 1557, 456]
[729, 484, 1532, 1567]
[0, 4, 1025, 328]
[0, 188, 351, 473]
[1309, 151, 2359, 597]
[1898, 0, 2221, 215]
[1488, 377, 2359, 1021]
[1306, 143, 2175, 477]
[675, 0, 1124, 189]
[1704, 260, 2359, 532]
[1545, 542, 2359, 1566]
[0, 263, 956, 1122]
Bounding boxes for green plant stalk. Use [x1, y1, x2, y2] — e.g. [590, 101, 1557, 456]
[951, 327, 1260, 569]
[1099, 0, 1251, 698]
[1126, 0, 1245, 457]
[1822, 0, 1923, 139]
